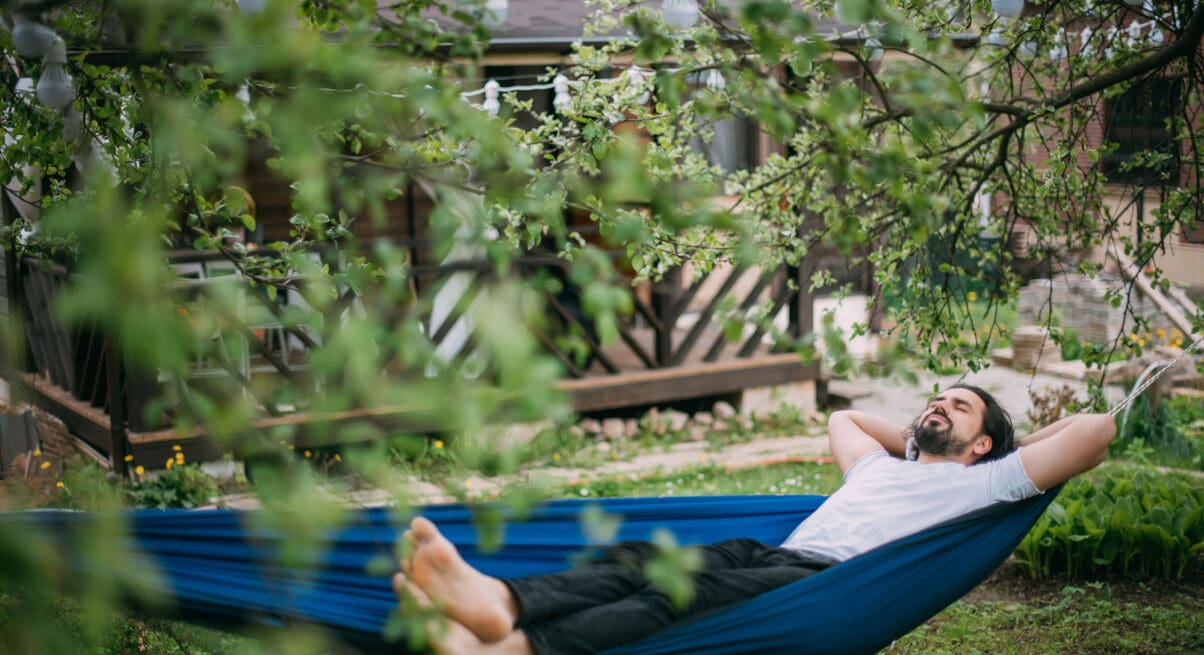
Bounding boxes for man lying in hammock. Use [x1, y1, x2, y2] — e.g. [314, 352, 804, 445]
[393, 384, 1115, 655]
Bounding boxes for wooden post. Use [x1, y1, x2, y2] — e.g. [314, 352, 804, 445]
[789, 256, 816, 343]
[103, 337, 130, 478]
[652, 267, 681, 367]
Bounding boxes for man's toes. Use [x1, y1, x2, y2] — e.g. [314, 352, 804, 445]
[404, 581, 433, 610]
[392, 571, 408, 596]
[410, 516, 439, 541]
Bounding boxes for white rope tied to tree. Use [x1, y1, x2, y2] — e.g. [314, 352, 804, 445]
[1107, 334, 1204, 417]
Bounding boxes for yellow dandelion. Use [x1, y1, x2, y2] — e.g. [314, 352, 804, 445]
[552, 452, 561, 461]
[699, 453, 707, 461]
[304, 450, 312, 458]
[434, 440, 444, 449]
[287, 444, 295, 450]
[1172, 338, 1183, 348]
[33, 448, 41, 457]
[172, 445, 182, 452]
[39, 460, 51, 470]
[1137, 339, 1146, 347]
[134, 465, 145, 476]
[123, 454, 134, 462]
[334, 453, 342, 462]
[464, 479, 473, 488]
[175, 452, 185, 464]
[166, 458, 174, 470]
[56, 481, 64, 489]
[1156, 328, 1166, 338]
[967, 291, 978, 302]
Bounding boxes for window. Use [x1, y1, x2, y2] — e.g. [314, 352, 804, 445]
[1102, 77, 1182, 186]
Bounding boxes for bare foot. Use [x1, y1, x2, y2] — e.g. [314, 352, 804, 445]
[405, 517, 516, 642]
[429, 618, 532, 655]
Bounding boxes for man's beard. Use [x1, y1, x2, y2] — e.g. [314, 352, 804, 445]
[910, 414, 968, 458]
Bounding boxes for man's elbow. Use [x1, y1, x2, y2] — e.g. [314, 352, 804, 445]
[827, 409, 854, 429]
[1085, 413, 1117, 465]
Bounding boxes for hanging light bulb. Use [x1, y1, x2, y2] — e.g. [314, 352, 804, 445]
[1049, 28, 1068, 61]
[662, 0, 699, 29]
[990, 0, 1024, 19]
[864, 37, 884, 61]
[1103, 26, 1118, 58]
[12, 16, 57, 59]
[1125, 20, 1142, 47]
[36, 38, 75, 111]
[985, 29, 1008, 47]
[1018, 40, 1037, 58]
[552, 74, 571, 112]
[1079, 26, 1093, 57]
[481, 79, 500, 116]
[704, 69, 726, 92]
[1149, 26, 1165, 46]
[479, 0, 507, 29]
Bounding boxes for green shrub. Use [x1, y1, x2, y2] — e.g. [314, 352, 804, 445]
[1114, 394, 1200, 469]
[1057, 327, 1084, 361]
[1014, 468, 1204, 580]
[125, 463, 218, 509]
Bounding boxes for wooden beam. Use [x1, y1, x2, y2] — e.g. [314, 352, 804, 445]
[560, 354, 819, 412]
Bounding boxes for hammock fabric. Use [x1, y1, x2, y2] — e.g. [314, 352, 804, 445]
[14, 490, 1057, 654]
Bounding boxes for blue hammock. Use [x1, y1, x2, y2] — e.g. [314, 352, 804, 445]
[13, 490, 1056, 654]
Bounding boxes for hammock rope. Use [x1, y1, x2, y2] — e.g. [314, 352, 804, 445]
[1107, 334, 1203, 417]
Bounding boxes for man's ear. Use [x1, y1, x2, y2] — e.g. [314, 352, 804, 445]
[970, 435, 993, 457]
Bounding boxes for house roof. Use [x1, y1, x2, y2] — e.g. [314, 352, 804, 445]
[401, 1, 851, 52]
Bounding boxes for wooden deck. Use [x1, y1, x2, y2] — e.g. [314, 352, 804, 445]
[24, 352, 817, 468]
[12, 247, 820, 472]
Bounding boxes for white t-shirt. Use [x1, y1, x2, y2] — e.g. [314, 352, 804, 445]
[780, 449, 1041, 562]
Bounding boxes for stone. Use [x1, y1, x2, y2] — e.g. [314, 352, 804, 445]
[579, 418, 602, 435]
[665, 410, 689, 432]
[601, 418, 626, 441]
[713, 401, 737, 420]
[642, 408, 669, 436]
[567, 425, 586, 439]
[693, 411, 714, 427]
[688, 425, 707, 442]
[624, 418, 640, 438]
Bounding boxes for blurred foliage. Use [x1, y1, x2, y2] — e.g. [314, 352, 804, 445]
[2, 0, 1203, 650]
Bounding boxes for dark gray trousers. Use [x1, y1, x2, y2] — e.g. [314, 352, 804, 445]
[504, 538, 835, 655]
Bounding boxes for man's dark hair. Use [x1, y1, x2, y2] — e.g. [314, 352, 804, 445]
[949, 383, 1015, 462]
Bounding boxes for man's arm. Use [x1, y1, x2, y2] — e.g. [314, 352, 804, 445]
[1018, 413, 1116, 491]
[828, 410, 908, 474]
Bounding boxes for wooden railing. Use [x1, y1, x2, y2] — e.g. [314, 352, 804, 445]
[15, 244, 816, 468]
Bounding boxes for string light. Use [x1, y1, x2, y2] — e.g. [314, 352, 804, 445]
[36, 38, 75, 111]
[662, 0, 699, 29]
[12, 16, 56, 58]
